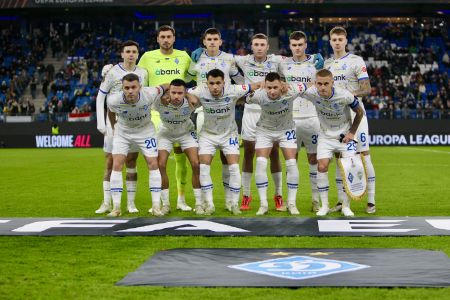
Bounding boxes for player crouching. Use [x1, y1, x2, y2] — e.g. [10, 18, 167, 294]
[247, 72, 307, 215]
[106, 74, 167, 217]
[154, 79, 202, 215]
[301, 69, 365, 216]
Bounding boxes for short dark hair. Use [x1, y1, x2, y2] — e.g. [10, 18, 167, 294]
[316, 69, 333, 78]
[265, 72, 281, 82]
[157, 25, 175, 37]
[289, 31, 307, 41]
[203, 28, 221, 40]
[207, 69, 225, 80]
[251, 33, 268, 42]
[170, 79, 187, 88]
[330, 26, 347, 37]
[122, 73, 140, 83]
[121, 40, 139, 52]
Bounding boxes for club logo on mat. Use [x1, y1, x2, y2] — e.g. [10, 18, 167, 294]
[229, 256, 369, 280]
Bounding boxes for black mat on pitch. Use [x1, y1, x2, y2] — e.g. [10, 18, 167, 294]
[2, 217, 450, 236]
[117, 248, 450, 287]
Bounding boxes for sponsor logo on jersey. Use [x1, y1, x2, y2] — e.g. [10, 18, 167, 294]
[247, 70, 270, 77]
[204, 106, 231, 114]
[267, 107, 289, 115]
[286, 76, 311, 83]
[155, 69, 181, 75]
[128, 113, 149, 121]
[166, 119, 186, 124]
[333, 74, 346, 81]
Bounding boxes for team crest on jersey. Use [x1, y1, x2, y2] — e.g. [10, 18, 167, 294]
[182, 107, 191, 115]
[282, 100, 288, 105]
[174, 58, 179, 64]
[332, 103, 340, 110]
[224, 97, 231, 103]
[342, 64, 347, 70]
[266, 62, 272, 68]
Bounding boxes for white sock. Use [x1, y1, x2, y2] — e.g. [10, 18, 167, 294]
[193, 188, 202, 207]
[272, 171, 282, 196]
[125, 180, 137, 205]
[286, 159, 298, 206]
[335, 166, 349, 205]
[228, 164, 241, 206]
[255, 157, 268, 208]
[200, 164, 214, 206]
[309, 163, 319, 202]
[110, 170, 123, 210]
[317, 171, 329, 208]
[242, 171, 252, 197]
[161, 189, 170, 206]
[222, 164, 231, 202]
[103, 180, 111, 205]
[149, 169, 162, 208]
[364, 155, 376, 205]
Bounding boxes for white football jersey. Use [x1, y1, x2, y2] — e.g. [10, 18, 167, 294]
[246, 83, 306, 131]
[99, 63, 148, 94]
[107, 86, 163, 130]
[152, 97, 195, 135]
[188, 51, 239, 84]
[324, 53, 369, 96]
[188, 83, 251, 135]
[235, 54, 285, 110]
[279, 56, 318, 119]
[302, 86, 359, 139]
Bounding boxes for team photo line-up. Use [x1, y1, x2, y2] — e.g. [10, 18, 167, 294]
[94, 25, 376, 218]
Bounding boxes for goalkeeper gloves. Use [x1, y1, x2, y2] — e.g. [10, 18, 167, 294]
[191, 48, 204, 63]
[313, 53, 324, 70]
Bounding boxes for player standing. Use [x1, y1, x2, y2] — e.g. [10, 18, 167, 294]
[279, 31, 321, 212]
[138, 25, 194, 212]
[234, 34, 286, 211]
[324, 26, 376, 214]
[106, 74, 167, 217]
[187, 28, 244, 211]
[95, 40, 148, 214]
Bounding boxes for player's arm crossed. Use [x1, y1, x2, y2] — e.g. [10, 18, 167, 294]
[344, 96, 365, 143]
[353, 78, 371, 97]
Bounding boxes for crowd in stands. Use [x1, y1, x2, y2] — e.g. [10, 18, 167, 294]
[276, 21, 450, 118]
[0, 28, 47, 116]
[1, 18, 449, 121]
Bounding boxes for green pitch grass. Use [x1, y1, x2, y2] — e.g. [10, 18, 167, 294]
[1, 146, 449, 299]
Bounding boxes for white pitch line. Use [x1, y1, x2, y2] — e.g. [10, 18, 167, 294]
[402, 147, 450, 155]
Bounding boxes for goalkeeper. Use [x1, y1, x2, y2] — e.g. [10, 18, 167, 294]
[138, 25, 194, 211]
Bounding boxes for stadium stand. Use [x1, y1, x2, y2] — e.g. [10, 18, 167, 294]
[1, 18, 448, 121]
